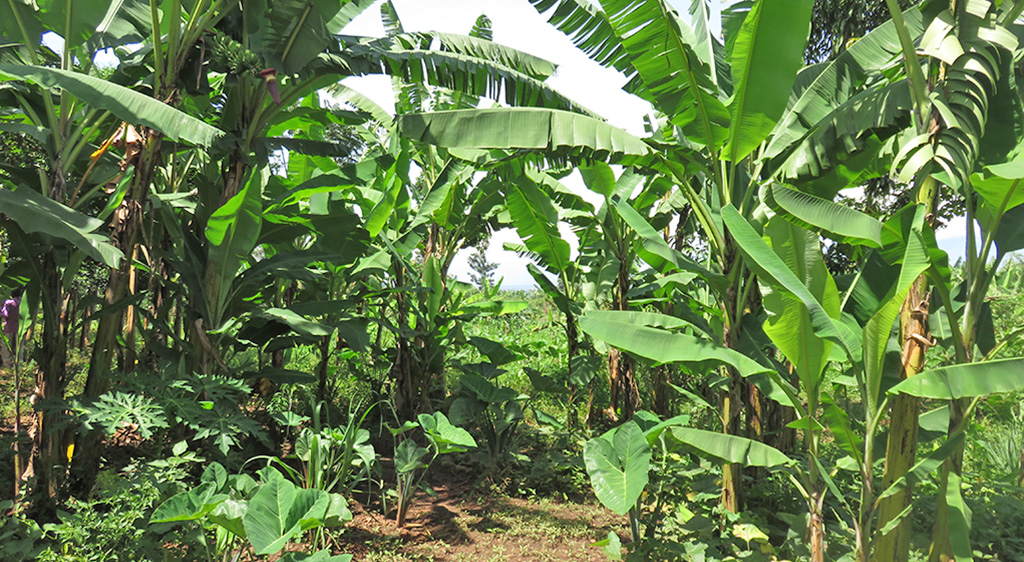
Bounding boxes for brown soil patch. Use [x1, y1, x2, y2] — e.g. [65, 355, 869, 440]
[333, 481, 627, 561]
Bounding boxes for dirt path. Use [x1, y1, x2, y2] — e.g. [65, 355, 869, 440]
[334, 482, 628, 562]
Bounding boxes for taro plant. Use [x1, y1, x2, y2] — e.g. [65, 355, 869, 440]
[388, 411, 476, 527]
[449, 372, 528, 472]
[151, 462, 352, 562]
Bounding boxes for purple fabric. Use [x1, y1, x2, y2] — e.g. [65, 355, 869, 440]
[2, 298, 18, 336]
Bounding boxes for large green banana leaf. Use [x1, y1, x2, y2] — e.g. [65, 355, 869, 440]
[0, 65, 222, 146]
[724, 0, 813, 163]
[764, 8, 921, 174]
[601, 0, 729, 150]
[670, 427, 792, 467]
[579, 310, 774, 380]
[504, 177, 572, 277]
[401, 32, 557, 80]
[38, 0, 110, 50]
[760, 218, 838, 399]
[258, 0, 377, 74]
[398, 108, 650, 164]
[888, 357, 1024, 399]
[722, 205, 862, 361]
[0, 186, 123, 267]
[206, 171, 264, 323]
[765, 183, 883, 247]
[331, 41, 587, 115]
[861, 207, 931, 413]
[527, 0, 633, 74]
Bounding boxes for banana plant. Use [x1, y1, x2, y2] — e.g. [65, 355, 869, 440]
[400, 0, 816, 512]
[760, 0, 1024, 558]
[0, 0, 226, 507]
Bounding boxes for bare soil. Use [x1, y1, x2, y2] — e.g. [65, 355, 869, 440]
[332, 480, 628, 562]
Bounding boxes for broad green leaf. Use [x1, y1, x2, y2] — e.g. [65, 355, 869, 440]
[944, 471, 974, 562]
[526, 0, 632, 74]
[995, 203, 1024, 253]
[259, 308, 333, 337]
[38, 0, 108, 50]
[971, 161, 1024, 212]
[150, 482, 223, 523]
[583, 421, 650, 515]
[764, 9, 921, 177]
[394, 438, 429, 475]
[732, 523, 769, 544]
[724, 0, 813, 162]
[364, 159, 403, 238]
[525, 367, 569, 394]
[766, 183, 883, 247]
[570, 354, 603, 387]
[0, 187, 123, 267]
[423, 255, 443, 322]
[598, 531, 624, 560]
[398, 108, 650, 164]
[579, 310, 772, 378]
[324, 493, 352, 527]
[201, 462, 228, 491]
[206, 171, 264, 316]
[467, 336, 517, 366]
[585, 310, 691, 331]
[458, 373, 518, 404]
[339, 37, 589, 115]
[506, 176, 571, 277]
[0, 1, 42, 49]
[602, 0, 729, 149]
[243, 478, 329, 555]
[0, 65, 222, 146]
[888, 357, 1024, 399]
[760, 218, 838, 398]
[418, 412, 477, 454]
[207, 499, 248, 538]
[669, 427, 792, 467]
[821, 394, 862, 465]
[722, 205, 861, 360]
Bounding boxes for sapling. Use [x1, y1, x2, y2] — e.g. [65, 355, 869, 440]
[389, 412, 476, 527]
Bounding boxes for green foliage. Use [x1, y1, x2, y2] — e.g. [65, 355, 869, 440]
[389, 411, 476, 527]
[450, 372, 527, 470]
[150, 460, 352, 560]
[0, 502, 44, 562]
[584, 420, 650, 517]
[37, 460, 190, 562]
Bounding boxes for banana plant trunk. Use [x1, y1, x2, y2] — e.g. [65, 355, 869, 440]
[608, 253, 639, 420]
[721, 237, 745, 513]
[928, 397, 966, 561]
[874, 260, 932, 562]
[28, 251, 70, 515]
[71, 129, 164, 497]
